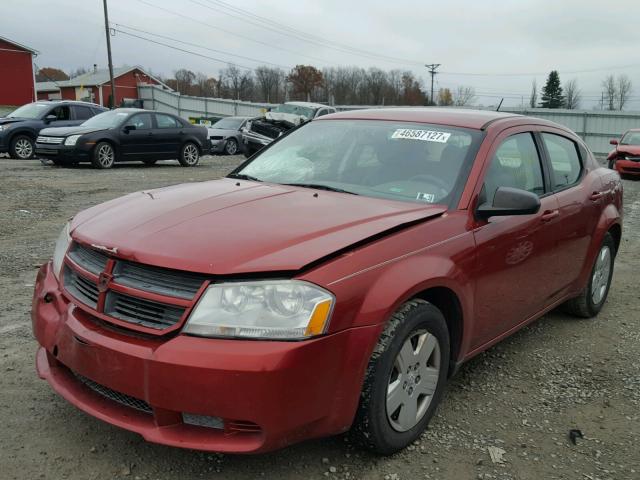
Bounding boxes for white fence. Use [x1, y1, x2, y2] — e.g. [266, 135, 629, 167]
[139, 85, 640, 155]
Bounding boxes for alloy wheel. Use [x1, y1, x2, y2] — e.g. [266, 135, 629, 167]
[386, 330, 441, 432]
[591, 245, 612, 305]
[15, 138, 33, 159]
[225, 139, 238, 155]
[97, 144, 114, 168]
[183, 144, 199, 165]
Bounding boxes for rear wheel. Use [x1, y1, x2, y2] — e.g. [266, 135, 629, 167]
[224, 138, 239, 155]
[179, 142, 200, 167]
[10, 135, 35, 159]
[91, 142, 115, 169]
[352, 299, 449, 455]
[563, 232, 615, 318]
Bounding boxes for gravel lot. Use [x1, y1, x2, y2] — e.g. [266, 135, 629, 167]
[1, 156, 638, 480]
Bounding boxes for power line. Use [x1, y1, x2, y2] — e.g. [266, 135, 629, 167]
[197, 0, 425, 66]
[135, 0, 334, 66]
[112, 28, 256, 70]
[187, 0, 425, 66]
[113, 22, 291, 69]
[440, 62, 640, 77]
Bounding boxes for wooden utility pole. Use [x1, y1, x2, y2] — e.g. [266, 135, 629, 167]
[425, 64, 440, 106]
[103, 0, 116, 108]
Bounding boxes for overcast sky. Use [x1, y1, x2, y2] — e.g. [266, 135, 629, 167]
[3, 0, 639, 109]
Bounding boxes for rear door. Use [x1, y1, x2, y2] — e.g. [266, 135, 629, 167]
[153, 113, 182, 159]
[538, 130, 603, 292]
[118, 112, 156, 159]
[471, 128, 560, 349]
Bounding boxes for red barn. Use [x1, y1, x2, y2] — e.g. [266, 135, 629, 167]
[37, 66, 171, 107]
[0, 36, 38, 106]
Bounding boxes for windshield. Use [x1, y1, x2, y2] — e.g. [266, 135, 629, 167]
[7, 103, 50, 119]
[81, 110, 129, 129]
[212, 117, 244, 130]
[272, 104, 316, 118]
[620, 131, 640, 145]
[235, 120, 483, 207]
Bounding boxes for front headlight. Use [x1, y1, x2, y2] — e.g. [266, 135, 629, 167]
[64, 135, 82, 146]
[183, 280, 334, 340]
[52, 221, 72, 280]
[0, 125, 9, 131]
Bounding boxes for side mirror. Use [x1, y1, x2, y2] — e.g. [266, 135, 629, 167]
[477, 187, 541, 219]
[123, 124, 136, 133]
[45, 114, 57, 123]
[609, 139, 619, 145]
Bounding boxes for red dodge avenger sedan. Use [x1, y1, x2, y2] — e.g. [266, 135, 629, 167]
[32, 108, 622, 454]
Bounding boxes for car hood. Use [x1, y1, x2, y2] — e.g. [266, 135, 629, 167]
[38, 125, 108, 137]
[617, 145, 640, 156]
[70, 178, 446, 275]
[0, 117, 26, 126]
[265, 111, 309, 126]
[207, 128, 238, 137]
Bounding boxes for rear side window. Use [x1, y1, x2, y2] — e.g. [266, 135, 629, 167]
[483, 133, 545, 202]
[541, 133, 582, 189]
[73, 106, 94, 120]
[156, 114, 179, 128]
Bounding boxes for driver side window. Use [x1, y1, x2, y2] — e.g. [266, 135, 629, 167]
[129, 113, 152, 130]
[49, 106, 70, 121]
[484, 133, 544, 203]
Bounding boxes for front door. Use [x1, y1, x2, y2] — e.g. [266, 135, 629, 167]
[119, 112, 156, 160]
[471, 130, 560, 350]
[45, 105, 77, 127]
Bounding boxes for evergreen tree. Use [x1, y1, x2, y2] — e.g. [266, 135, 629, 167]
[539, 70, 564, 108]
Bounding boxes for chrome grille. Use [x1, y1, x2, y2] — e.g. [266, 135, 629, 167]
[36, 136, 64, 144]
[113, 260, 206, 299]
[68, 243, 109, 274]
[74, 372, 152, 414]
[63, 266, 99, 308]
[104, 291, 185, 329]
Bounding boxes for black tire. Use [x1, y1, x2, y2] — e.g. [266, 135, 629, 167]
[91, 142, 115, 169]
[179, 142, 200, 167]
[143, 159, 158, 166]
[607, 159, 614, 169]
[224, 138, 239, 155]
[352, 299, 449, 455]
[563, 232, 616, 318]
[9, 135, 35, 159]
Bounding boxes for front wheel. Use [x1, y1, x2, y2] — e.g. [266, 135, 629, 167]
[224, 138, 239, 155]
[352, 299, 449, 455]
[91, 142, 115, 169]
[563, 232, 615, 318]
[10, 135, 35, 159]
[179, 142, 200, 167]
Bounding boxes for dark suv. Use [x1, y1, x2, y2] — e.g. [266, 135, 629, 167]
[0, 101, 107, 159]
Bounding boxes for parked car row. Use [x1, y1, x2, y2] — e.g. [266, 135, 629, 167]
[0, 100, 258, 168]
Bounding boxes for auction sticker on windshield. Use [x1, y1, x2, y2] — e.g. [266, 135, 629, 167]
[392, 129, 451, 143]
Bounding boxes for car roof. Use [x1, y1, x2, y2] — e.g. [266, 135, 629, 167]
[317, 107, 524, 130]
[285, 101, 329, 110]
[34, 100, 105, 108]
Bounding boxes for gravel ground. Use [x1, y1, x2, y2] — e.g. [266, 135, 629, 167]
[1, 156, 638, 480]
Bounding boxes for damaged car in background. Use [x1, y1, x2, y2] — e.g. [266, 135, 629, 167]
[241, 101, 336, 156]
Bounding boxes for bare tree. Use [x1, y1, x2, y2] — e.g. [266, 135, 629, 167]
[602, 75, 617, 110]
[529, 80, 537, 108]
[220, 64, 253, 100]
[453, 86, 476, 106]
[437, 88, 453, 106]
[617, 74, 633, 110]
[563, 79, 581, 109]
[174, 69, 196, 95]
[255, 66, 284, 103]
[365, 68, 388, 105]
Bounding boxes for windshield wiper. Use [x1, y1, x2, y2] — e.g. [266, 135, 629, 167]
[228, 173, 262, 182]
[282, 183, 358, 195]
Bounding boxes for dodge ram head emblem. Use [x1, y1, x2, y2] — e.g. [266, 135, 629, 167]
[97, 272, 113, 293]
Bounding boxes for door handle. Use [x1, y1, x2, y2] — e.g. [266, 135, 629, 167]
[541, 210, 559, 222]
[589, 191, 604, 201]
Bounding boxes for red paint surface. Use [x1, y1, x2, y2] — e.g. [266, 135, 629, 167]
[58, 69, 160, 106]
[0, 39, 34, 105]
[33, 110, 623, 452]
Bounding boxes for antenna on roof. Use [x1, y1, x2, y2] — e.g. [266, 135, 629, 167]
[496, 98, 504, 112]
